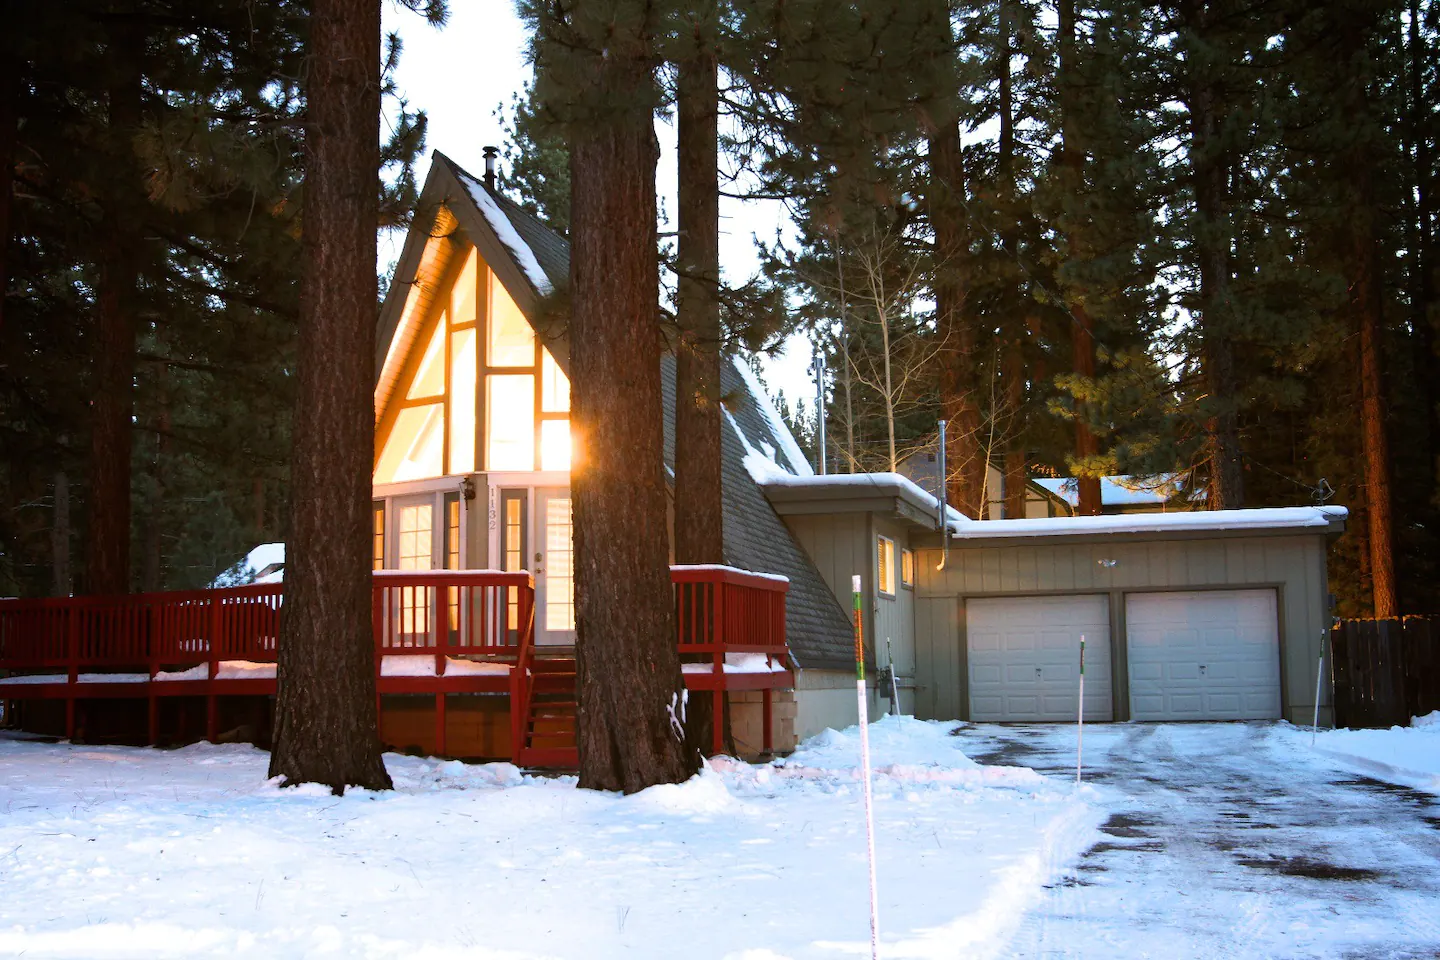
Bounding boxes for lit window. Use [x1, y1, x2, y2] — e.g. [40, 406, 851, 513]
[486, 375, 535, 470]
[489, 274, 534, 366]
[398, 504, 433, 570]
[540, 419, 572, 471]
[448, 326, 476, 474]
[901, 548, 915, 589]
[406, 314, 445, 399]
[451, 248, 478, 326]
[877, 536, 895, 596]
[374, 403, 444, 483]
[372, 501, 386, 570]
[541, 348, 570, 412]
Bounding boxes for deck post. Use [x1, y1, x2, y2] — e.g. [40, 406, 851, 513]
[206, 589, 222, 742]
[148, 693, 159, 745]
[763, 686, 773, 755]
[434, 692, 447, 757]
[64, 603, 78, 740]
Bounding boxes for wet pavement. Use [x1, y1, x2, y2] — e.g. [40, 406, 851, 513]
[951, 722, 1440, 959]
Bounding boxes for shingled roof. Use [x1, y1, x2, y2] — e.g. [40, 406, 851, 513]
[382, 152, 855, 671]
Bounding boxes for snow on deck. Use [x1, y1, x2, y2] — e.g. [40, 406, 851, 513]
[0, 717, 1099, 958]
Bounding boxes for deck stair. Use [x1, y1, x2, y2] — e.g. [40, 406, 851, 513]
[515, 646, 578, 769]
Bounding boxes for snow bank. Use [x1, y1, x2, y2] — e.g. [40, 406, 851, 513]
[0, 717, 1099, 959]
[1301, 711, 1440, 794]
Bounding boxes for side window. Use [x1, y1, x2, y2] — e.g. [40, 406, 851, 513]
[901, 548, 915, 589]
[877, 535, 896, 597]
[371, 501, 386, 570]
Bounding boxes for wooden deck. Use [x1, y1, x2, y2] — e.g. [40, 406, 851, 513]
[0, 566, 793, 767]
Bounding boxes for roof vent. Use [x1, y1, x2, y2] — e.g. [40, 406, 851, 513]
[483, 145, 499, 189]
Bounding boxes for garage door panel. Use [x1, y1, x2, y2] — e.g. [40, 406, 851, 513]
[1126, 590, 1280, 722]
[967, 595, 1112, 722]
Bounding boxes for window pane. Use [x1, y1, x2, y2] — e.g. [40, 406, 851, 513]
[488, 273, 534, 366]
[541, 348, 570, 412]
[406, 314, 446, 399]
[877, 536, 894, 594]
[451, 247, 478, 326]
[486, 374, 534, 470]
[448, 327, 477, 473]
[901, 548, 915, 586]
[372, 502, 386, 570]
[375, 403, 444, 483]
[398, 504, 433, 570]
[540, 419, 572, 471]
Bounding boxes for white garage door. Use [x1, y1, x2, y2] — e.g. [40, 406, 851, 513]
[967, 595, 1113, 722]
[1126, 590, 1281, 721]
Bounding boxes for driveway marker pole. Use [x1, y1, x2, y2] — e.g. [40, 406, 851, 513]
[1312, 628, 1327, 746]
[1076, 634, 1085, 786]
[852, 574, 880, 960]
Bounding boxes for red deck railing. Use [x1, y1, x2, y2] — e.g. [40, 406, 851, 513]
[0, 565, 792, 760]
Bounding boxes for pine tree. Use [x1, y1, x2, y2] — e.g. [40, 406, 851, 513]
[528, 0, 700, 792]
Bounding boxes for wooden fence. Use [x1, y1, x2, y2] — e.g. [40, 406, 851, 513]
[1331, 617, 1440, 729]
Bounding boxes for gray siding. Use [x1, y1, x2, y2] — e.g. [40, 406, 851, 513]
[914, 533, 1333, 725]
[871, 515, 917, 714]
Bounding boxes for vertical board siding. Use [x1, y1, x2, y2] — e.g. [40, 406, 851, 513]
[914, 533, 1332, 724]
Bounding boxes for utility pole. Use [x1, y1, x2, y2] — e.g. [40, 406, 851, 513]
[810, 348, 828, 474]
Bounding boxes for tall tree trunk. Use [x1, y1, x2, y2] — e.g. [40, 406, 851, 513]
[674, 7, 729, 759]
[87, 31, 143, 597]
[1345, 17, 1398, 618]
[269, 0, 391, 793]
[52, 470, 71, 597]
[0, 30, 13, 342]
[1182, 0, 1244, 509]
[142, 359, 169, 594]
[1058, 0, 1102, 516]
[568, 19, 699, 792]
[674, 19, 723, 566]
[1410, 0, 1439, 489]
[1003, 337, 1027, 519]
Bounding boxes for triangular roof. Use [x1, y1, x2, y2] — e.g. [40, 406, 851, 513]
[376, 152, 856, 671]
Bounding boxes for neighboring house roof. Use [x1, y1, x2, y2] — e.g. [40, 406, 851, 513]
[379, 151, 857, 671]
[947, 506, 1348, 542]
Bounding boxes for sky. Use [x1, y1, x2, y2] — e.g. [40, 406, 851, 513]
[382, 1, 818, 412]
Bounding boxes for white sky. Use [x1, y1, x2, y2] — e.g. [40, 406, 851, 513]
[383, 2, 817, 411]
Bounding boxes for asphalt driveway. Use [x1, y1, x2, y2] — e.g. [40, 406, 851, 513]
[950, 722, 1440, 959]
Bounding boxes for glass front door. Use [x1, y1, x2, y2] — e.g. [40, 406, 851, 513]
[534, 487, 575, 646]
[393, 496, 436, 641]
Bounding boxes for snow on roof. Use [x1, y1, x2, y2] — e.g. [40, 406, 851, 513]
[458, 172, 554, 296]
[950, 505, 1347, 540]
[1031, 475, 1193, 507]
[730, 356, 814, 478]
[742, 449, 970, 530]
[244, 542, 285, 573]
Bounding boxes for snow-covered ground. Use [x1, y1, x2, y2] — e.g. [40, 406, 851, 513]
[1296, 710, 1440, 794]
[0, 717, 1100, 959]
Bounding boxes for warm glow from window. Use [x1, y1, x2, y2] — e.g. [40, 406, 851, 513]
[487, 375, 534, 470]
[877, 535, 896, 595]
[545, 496, 575, 631]
[451, 248, 478, 325]
[489, 273, 534, 366]
[375, 403, 444, 483]
[541, 349, 570, 413]
[901, 547, 915, 588]
[540, 419, 572, 471]
[398, 503, 433, 570]
[448, 327, 476, 473]
[406, 315, 446, 399]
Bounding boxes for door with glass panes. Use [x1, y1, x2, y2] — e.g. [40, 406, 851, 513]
[498, 487, 575, 645]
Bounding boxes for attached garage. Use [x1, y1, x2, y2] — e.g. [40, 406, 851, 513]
[967, 595, 1112, 722]
[911, 506, 1345, 726]
[1126, 589, 1281, 721]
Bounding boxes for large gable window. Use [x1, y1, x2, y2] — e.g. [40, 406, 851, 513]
[375, 243, 572, 483]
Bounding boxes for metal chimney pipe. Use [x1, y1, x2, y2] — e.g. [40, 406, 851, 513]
[483, 146, 499, 189]
[936, 420, 949, 571]
[810, 349, 828, 475]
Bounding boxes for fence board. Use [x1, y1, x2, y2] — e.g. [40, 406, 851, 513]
[1332, 617, 1440, 729]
